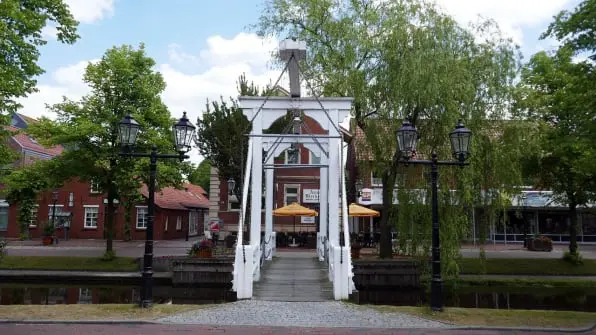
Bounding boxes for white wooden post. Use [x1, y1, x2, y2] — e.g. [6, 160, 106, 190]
[265, 166, 274, 260]
[250, 109, 263, 282]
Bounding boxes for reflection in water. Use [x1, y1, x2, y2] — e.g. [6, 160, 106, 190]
[1, 285, 595, 311]
[354, 287, 596, 312]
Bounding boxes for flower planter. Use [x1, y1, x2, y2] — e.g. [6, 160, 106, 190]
[528, 237, 553, 252]
[42, 236, 53, 246]
[193, 247, 213, 258]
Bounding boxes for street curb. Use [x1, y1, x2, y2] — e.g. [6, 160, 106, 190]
[446, 323, 596, 333]
[0, 319, 594, 332]
[0, 319, 160, 325]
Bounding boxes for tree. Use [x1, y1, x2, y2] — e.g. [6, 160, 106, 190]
[0, 0, 79, 166]
[27, 44, 188, 255]
[189, 159, 211, 192]
[516, 48, 595, 257]
[543, 0, 595, 60]
[257, 0, 524, 265]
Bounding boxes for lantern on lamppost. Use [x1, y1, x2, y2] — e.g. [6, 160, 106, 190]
[118, 112, 195, 308]
[396, 118, 472, 312]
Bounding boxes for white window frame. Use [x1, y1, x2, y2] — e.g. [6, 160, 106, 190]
[136, 206, 148, 229]
[83, 205, 99, 228]
[90, 179, 101, 194]
[284, 148, 300, 164]
[78, 288, 92, 304]
[0, 202, 8, 232]
[228, 195, 241, 212]
[284, 184, 300, 206]
[29, 205, 39, 227]
[176, 216, 182, 231]
[47, 205, 65, 224]
[309, 151, 321, 165]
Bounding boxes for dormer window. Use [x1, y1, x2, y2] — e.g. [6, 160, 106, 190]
[28, 136, 38, 144]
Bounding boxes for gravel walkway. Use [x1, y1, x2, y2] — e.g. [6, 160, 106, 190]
[159, 300, 446, 328]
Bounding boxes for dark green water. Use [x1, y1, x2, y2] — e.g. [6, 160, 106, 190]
[0, 284, 595, 312]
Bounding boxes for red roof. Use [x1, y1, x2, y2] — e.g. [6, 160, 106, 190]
[140, 183, 210, 210]
[5, 125, 63, 157]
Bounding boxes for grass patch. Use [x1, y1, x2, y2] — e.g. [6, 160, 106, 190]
[370, 305, 596, 328]
[0, 256, 138, 272]
[0, 304, 205, 321]
[459, 258, 596, 276]
[454, 277, 596, 289]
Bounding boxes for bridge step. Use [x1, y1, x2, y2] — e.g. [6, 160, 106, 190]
[253, 251, 333, 302]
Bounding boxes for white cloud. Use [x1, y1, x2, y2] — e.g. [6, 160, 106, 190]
[17, 60, 97, 121]
[435, 0, 573, 44]
[64, 0, 115, 24]
[17, 33, 285, 164]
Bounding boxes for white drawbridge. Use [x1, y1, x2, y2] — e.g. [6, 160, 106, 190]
[231, 39, 355, 300]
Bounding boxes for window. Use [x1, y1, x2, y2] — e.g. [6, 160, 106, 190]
[164, 217, 168, 231]
[371, 171, 382, 187]
[78, 288, 92, 304]
[136, 207, 148, 229]
[176, 216, 182, 230]
[284, 184, 300, 205]
[285, 148, 300, 164]
[0, 203, 8, 231]
[228, 196, 241, 211]
[29, 205, 39, 227]
[47, 205, 65, 223]
[84, 206, 99, 228]
[90, 179, 101, 193]
[309, 151, 321, 165]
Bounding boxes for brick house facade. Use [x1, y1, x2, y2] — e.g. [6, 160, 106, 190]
[0, 113, 209, 240]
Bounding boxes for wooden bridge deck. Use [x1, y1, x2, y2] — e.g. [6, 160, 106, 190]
[253, 251, 333, 302]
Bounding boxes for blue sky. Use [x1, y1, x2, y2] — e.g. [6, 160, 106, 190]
[18, 0, 582, 163]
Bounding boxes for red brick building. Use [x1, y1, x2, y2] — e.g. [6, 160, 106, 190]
[0, 113, 209, 240]
[208, 114, 351, 238]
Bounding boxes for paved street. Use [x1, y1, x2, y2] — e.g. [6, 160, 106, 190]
[0, 324, 593, 335]
[5, 239, 596, 259]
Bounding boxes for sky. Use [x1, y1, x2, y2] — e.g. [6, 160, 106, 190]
[17, 0, 582, 164]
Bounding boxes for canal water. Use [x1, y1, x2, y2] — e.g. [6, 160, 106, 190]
[0, 284, 595, 311]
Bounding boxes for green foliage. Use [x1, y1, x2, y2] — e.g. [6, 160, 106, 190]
[257, 0, 525, 271]
[0, 0, 78, 114]
[0, 0, 79, 166]
[543, 0, 596, 60]
[460, 258, 596, 275]
[101, 250, 117, 261]
[0, 239, 7, 261]
[516, 3, 596, 255]
[563, 250, 585, 266]
[194, 74, 283, 191]
[188, 159, 211, 191]
[42, 222, 55, 236]
[26, 44, 187, 253]
[3, 159, 64, 237]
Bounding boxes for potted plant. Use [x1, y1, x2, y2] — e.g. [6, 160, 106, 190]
[528, 235, 553, 252]
[41, 223, 56, 246]
[351, 241, 362, 259]
[188, 238, 214, 258]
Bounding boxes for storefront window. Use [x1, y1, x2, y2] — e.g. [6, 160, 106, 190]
[0, 204, 8, 231]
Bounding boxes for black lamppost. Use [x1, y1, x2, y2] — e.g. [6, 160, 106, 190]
[521, 194, 528, 247]
[118, 112, 195, 308]
[51, 190, 59, 228]
[396, 119, 472, 312]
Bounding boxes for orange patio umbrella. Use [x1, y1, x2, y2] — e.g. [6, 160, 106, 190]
[273, 202, 318, 217]
[348, 203, 380, 217]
